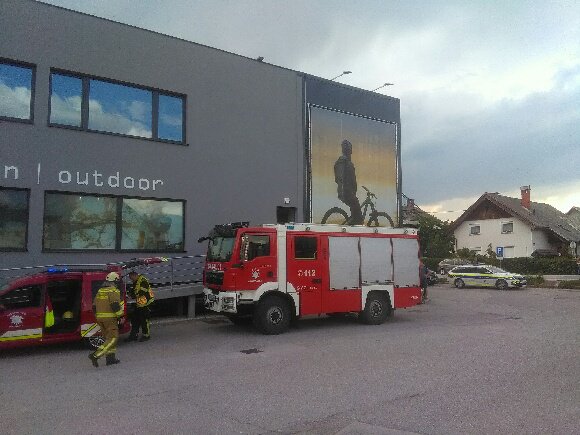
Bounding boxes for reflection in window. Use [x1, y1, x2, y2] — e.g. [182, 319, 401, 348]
[0, 188, 29, 250]
[50, 73, 82, 127]
[121, 198, 184, 251]
[158, 94, 184, 142]
[0, 61, 33, 120]
[44, 194, 117, 250]
[470, 225, 480, 235]
[48, 69, 185, 143]
[89, 79, 152, 137]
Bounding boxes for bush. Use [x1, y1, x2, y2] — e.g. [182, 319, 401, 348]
[422, 256, 577, 275]
[501, 257, 577, 275]
[557, 280, 580, 289]
[525, 275, 545, 286]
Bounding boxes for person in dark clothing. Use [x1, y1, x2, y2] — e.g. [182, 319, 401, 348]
[125, 271, 154, 342]
[420, 263, 429, 303]
[334, 139, 364, 225]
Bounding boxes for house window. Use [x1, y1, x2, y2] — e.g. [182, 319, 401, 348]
[0, 187, 30, 251]
[43, 191, 184, 252]
[503, 246, 515, 258]
[0, 59, 34, 122]
[501, 222, 513, 234]
[470, 225, 480, 235]
[49, 70, 185, 144]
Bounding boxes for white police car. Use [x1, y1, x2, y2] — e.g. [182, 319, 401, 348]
[448, 265, 526, 290]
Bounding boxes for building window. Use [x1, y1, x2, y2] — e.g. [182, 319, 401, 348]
[0, 187, 30, 251]
[121, 198, 184, 251]
[49, 70, 185, 144]
[0, 59, 34, 122]
[501, 222, 513, 234]
[158, 94, 184, 142]
[470, 225, 480, 235]
[43, 192, 184, 252]
[49, 73, 82, 127]
[504, 246, 515, 258]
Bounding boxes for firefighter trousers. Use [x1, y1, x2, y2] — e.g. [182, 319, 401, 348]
[93, 318, 119, 359]
[130, 306, 151, 338]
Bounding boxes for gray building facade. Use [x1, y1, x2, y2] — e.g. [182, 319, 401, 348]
[1, 1, 401, 280]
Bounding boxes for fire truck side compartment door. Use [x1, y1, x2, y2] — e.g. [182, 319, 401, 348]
[325, 236, 362, 313]
[328, 237, 360, 290]
[392, 238, 420, 287]
[360, 237, 393, 284]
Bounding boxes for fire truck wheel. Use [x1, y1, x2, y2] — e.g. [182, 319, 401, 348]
[360, 293, 391, 325]
[84, 335, 105, 350]
[253, 295, 291, 335]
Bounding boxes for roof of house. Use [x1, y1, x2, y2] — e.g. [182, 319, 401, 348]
[450, 193, 580, 243]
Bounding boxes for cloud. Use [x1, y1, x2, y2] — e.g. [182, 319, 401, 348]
[88, 99, 152, 138]
[0, 82, 31, 119]
[40, 0, 580, 216]
[50, 94, 82, 125]
[402, 62, 580, 208]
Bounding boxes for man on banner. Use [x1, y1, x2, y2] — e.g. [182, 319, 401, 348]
[334, 139, 364, 225]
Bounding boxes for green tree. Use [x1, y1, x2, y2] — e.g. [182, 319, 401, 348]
[417, 212, 455, 258]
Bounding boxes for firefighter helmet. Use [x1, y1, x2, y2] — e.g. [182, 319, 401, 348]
[62, 311, 74, 321]
[106, 271, 120, 282]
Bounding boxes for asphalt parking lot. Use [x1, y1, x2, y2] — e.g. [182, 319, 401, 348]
[1, 285, 579, 435]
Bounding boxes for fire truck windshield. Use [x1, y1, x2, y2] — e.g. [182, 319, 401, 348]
[207, 237, 235, 262]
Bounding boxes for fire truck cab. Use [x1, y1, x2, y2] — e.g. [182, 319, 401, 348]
[201, 223, 422, 334]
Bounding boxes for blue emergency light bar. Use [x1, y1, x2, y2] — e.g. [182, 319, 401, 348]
[47, 267, 68, 273]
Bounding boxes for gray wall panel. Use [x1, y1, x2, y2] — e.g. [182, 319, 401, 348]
[0, 0, 304, 268]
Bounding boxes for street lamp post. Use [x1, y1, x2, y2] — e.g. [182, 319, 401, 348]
[372, 82, 394, 92]
[330, 71, 352, 81]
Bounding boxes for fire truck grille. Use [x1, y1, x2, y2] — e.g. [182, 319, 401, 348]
[206, 270, 224, 285]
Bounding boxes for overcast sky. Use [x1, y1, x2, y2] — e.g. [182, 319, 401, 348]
[42, 0, 580, 221]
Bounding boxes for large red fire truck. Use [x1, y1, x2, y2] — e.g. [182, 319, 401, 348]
[0, 257, 164, 350]
[201, 223, 422, 334]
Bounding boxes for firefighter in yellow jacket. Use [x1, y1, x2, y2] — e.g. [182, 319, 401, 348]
[125, 270, 154, 342]
[89, 272, 124, 367]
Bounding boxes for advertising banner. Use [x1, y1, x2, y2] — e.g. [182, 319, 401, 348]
[310, 106, 398, 226]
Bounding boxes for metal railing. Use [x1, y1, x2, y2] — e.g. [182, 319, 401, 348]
[0, 255, 207, 298]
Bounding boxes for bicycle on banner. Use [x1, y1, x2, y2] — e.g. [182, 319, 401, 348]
[321, 186, 394, 227]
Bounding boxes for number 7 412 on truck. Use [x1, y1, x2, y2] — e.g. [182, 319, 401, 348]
[199, 223, 423, 334]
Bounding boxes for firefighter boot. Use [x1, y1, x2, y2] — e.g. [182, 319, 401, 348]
[88, 353, 99, 368]
[106, 354, 120, 366]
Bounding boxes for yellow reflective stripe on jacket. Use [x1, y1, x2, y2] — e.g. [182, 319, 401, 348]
[96, 312, 119, 319]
